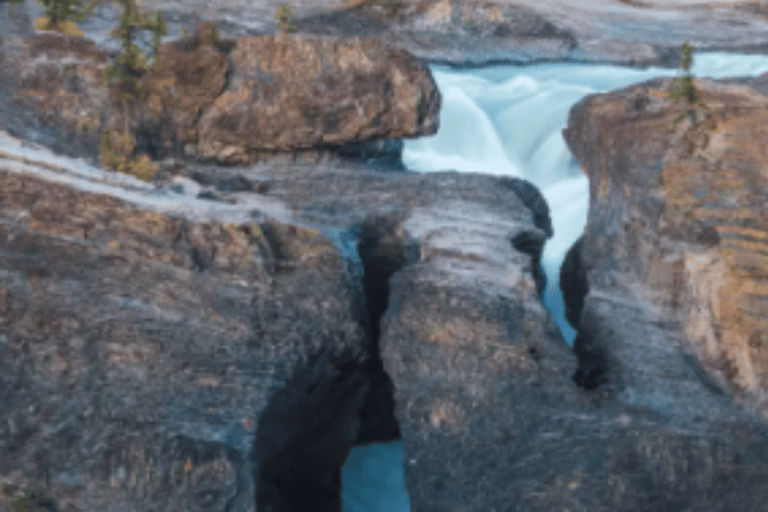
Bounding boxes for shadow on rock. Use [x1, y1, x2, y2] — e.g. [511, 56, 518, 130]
[252, 346, 370, 512]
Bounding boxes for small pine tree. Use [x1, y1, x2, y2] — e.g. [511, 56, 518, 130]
[100, 0, 166, 179]
[668, 40, 716, 129]
[103, 0, 167, 104]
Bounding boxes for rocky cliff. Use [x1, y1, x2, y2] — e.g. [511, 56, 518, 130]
[564, 75, 768, 409]
[3, 0, 768, 511]
[0, 16, 439, 166]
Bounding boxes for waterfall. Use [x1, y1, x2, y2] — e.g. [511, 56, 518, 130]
[342, 52, 768, 512]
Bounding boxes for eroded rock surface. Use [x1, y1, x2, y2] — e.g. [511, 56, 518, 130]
[52, 0, 768, 68]
[0, 120, 557, 511]
[564, 76, 768, 405]
[197, 33, 439, 162]
[0, 13, 439, 166]
[0, 135, 371, 511]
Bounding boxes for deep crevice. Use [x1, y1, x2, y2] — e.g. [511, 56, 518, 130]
[250, 221, 412, 511]
[559, 235, 608, 390]
[353, 222, 409, 445]
[511, 230, 548, 297]
[252, 346, 370, 512]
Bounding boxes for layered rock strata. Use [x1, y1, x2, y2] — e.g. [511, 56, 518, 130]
[564, 76, 768, 406]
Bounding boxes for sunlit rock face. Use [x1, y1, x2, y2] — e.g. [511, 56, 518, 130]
[138, 20, 230, 158]
[0, 16, 439, 166]
[197, 33, 439, 162]
[564, 75, 768, 404]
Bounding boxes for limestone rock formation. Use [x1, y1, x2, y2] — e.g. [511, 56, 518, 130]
[0, 11, 439, 166]
[0, 133, 373, 511]
[0, 116, 557, 511]
[196, 33, 440, 162]
[564, 76, 768, 405]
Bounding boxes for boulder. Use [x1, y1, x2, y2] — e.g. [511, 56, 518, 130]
[133, 20, 230, 158]
[0, 16, 439, 166]
[0, 125, 554, 511]
[196, 33, 440, 162]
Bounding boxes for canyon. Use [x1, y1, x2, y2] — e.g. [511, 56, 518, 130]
[2, 0, 768, 511]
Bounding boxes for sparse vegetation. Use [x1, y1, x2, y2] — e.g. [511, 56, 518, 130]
[33, 0, 98, 36]
[276, 4, 297, 33]
[99, 128, 158, 180]
[100, 0, 166, 179]
[668, 40, 717, 130]
[102, 0, 167, 104]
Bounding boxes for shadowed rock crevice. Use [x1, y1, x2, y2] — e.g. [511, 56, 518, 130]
[251, 347, 370, 512]
[325, 138, 407, 171]
[560, 236, 608, 390]
[510, 230, 548, 297]
[250, 222, 412, 511]
[354, 221, 413, 445]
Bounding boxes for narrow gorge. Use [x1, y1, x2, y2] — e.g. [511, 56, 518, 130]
[3, 0, 768, 511]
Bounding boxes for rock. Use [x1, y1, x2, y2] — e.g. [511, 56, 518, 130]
[133, 0, 768, 67]
[0, 144, 373, 511]
[564, 76, 768, 405]
[559, 234, 587, 329]
[296, 0, 577, 65]
[253, 346, 370, 512]
[0, 28, 108, 160]
[196, 33, 440, 162]
[0, 17, 439, 166]
[135, 20, 230, 158]
[0, 125, 555, 511]
[139, 142, 768, 512]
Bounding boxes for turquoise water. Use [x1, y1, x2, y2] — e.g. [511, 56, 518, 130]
[342, 52, 768, 512]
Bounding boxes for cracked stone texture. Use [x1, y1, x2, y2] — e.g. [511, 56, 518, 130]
[3, 0, 768, 510]
[0, 144, 368, 511]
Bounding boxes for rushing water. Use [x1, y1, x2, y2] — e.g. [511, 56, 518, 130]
[342, 53, 768, 512]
